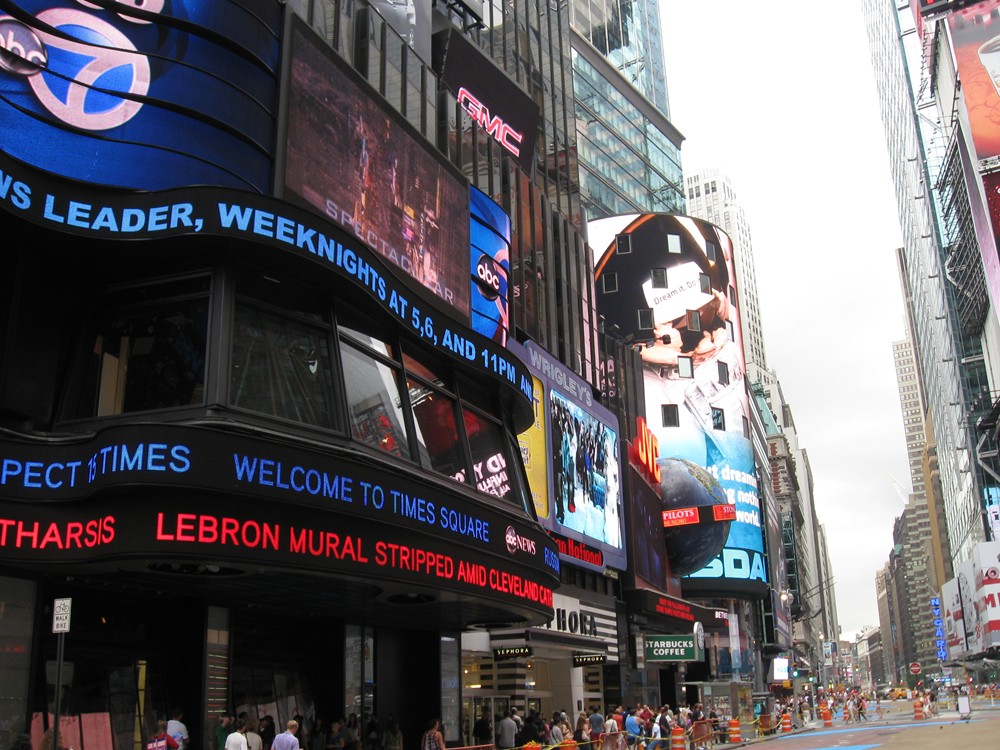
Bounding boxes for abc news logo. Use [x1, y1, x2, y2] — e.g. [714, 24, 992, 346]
[0, 19, 47, 76]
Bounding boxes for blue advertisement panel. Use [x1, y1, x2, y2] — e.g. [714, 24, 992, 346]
[0, 1, 280, 191]
[470, 187, 510, 344]
[508, 339, 626, 572]
[589, 213, 767, 596]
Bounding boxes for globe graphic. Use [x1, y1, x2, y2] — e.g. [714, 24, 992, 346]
[659, 457, 732, 576]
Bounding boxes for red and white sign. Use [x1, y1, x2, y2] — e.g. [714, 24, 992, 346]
[662, 508, 698, 528]
[909, 662, 922, 675]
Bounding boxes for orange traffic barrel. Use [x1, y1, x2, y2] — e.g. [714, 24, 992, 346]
[727, 719, 741, 743]
[781, 713, 791, 733]
[913, 699, 924, 720]
[822, 709, 832, 727]
[669, 726, 685, 750]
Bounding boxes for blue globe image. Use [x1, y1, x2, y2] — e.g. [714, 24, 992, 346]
[659, 457, 732, 576]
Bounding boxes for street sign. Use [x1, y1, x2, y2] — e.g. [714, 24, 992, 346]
[909, 662, 922, 675]
[52, 598, 72, 634]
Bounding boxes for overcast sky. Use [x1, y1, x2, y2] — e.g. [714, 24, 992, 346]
[658, 0, 914, 640]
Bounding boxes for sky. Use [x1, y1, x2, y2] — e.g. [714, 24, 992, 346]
[658, 1, 914, 641]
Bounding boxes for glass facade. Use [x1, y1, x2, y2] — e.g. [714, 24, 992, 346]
[572, 50, 684, 220]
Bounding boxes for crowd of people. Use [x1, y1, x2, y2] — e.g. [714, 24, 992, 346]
[477, 703, 727, 750]
[151, 709, 397, 750]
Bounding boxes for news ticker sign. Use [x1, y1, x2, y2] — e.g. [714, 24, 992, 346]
[644, 633, 704, 662]
[0, 422, 558, 594]
[0, 148, 534, 421]
[662, 504, 737, 528]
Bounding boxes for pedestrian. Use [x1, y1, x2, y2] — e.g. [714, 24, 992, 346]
[496, 711, 517, 750]
[273, 721, 302, 750]
[226, 719, 249, 750]
[420, 719, 445, 750]
[259, 718, 276, 750]
[382, 720, 402, 750]
[473, 712, 493, 747]
[217, 716, 235, 750]
[146, 720, 180, 750]
[166, 710, 189, 750]
[245, 720, 263, 750]
[364, 714, 380, 750]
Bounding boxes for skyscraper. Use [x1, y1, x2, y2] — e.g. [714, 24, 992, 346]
[685, 169, 770, 384]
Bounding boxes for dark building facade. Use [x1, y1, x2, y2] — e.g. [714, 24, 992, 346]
[0, 2, 597, 750]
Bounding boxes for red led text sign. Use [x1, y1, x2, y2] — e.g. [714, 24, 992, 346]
[633, 416, 661, 485]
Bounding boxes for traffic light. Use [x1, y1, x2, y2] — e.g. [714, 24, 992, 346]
[792, 669, 799, 678]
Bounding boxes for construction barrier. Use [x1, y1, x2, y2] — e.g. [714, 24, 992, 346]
[913, 700, 924, 720]
[727, 719, 741, 743]
[669, 727, 684, 750]
[822, 709, 832, 728]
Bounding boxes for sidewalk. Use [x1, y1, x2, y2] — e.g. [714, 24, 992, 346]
[719, 700, 1000, 747]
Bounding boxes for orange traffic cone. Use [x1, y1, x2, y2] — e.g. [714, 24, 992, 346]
[727, 719, 741, 743]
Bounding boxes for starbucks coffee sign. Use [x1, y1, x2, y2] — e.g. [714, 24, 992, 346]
[645, 629, 705, 662]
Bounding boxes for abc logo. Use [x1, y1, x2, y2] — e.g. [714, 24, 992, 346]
[28, 8, 151, 131]
[0, 19, 47, 76]
[475, 254, 504, 300]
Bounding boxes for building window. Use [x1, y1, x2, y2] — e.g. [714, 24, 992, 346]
[729, 285, 738, 306]
[678, 356, 693, 378]
[72, 273, 211, 419]
[667, 235, 682, 254]
[616, 234, 631, 254]
[662, 403, 679, 427]
[638, 308, 654, 330]
[650, 268, 667, 288]
[706, 242, 717, 262]
[712, 407, 725, 430]
[231, 305, 336, 428]
[339, 336, 410, 458]
[718, 361, 729, 385]
[700, 273, 712, 294]
[742, 416, 750, 439]
[602, 273, 618, 293]
[687, 310, 701, 332]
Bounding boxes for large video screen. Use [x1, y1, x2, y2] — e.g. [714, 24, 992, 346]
[508, 340, 626, 572]
[283, 20, 471, 316]
[950, 3, 1000, 161]
[589, 213, 766, 596]
[470, 187, 510, 344]
[0, 1, 279, 191]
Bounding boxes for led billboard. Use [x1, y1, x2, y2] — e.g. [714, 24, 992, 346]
[0, 1, 279, 191]
[590, 213, 767, 596]
[950, 2, 1000, 162]
[282, 19, 471, 317]
[508, 339, 626, 572]
[438, 29, 541, 174]
[470, 187, 510, 344]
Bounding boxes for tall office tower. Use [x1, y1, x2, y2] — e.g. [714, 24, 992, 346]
[893, 335, 927, 507]
[892, 326, 952, 589]
[762, 380, 837, 681]
[685, 169, 770, 385]
[889, 496, 944, 677]
[876, 563, 902, 682]
[569, 0, 686, 218]
[864, 0, 996, 566]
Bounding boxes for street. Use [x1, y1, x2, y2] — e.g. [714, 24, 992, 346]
[743, 699, 1000, 750]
